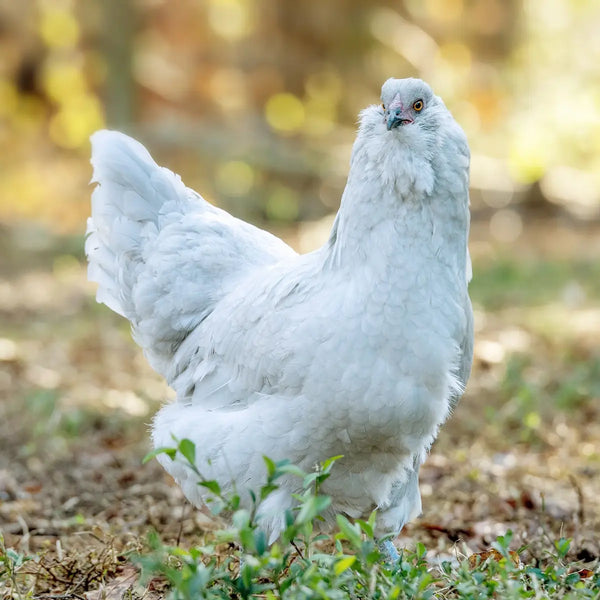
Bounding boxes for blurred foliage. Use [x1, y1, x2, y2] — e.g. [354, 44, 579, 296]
[469, 257, 600, 310]
[0, 0, 599, 234]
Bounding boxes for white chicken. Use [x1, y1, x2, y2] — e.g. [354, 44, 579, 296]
[86, 77, 473, 552]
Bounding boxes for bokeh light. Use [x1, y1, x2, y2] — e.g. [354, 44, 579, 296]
[207, 0, 254, 41]
[216, 160, 255, 197]
[38, 6, 79, 48]
[265, 93, 306, 134]
[265, 185, 299, 222]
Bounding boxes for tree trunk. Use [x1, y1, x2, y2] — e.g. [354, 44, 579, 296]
[102, 0, 136, 128]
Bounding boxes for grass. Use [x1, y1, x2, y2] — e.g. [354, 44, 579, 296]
[130, 442, 600, 599]
[4, 441, 597, 599]
[469, 256, 600, 311]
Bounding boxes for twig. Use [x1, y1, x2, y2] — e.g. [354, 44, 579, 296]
[176, 501, 189, 547]
[73, 530, 108, 544]
[291, 540, 304, 560]
[33, 594, 86, 600]
[36, 561, 74, 586]
[568, 474, 585, 523]
[70, 562, 102, 595]
[29, 530, 64, 538]
[17, 515, 30, 554]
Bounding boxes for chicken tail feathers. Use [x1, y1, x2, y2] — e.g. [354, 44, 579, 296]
[85, 130, 295, 383]
[86, 130, 188, 318]
[86, 130, 215, 379]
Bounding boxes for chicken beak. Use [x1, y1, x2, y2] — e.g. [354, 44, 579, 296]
[386, 110, 414, 130]
[386, 94, 413, 130]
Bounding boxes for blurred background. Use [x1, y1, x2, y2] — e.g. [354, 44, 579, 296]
[1, 0, 600, 578]
[1, 0, 599, 235]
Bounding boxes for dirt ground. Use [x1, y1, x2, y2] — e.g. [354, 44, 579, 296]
[0, 215, 599, 597]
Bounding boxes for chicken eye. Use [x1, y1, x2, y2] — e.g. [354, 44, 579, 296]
[381, 102, 385, 110]
[413, 99, 424, 112]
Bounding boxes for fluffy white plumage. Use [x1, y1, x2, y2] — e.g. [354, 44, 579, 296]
[86, 77, 473, 543]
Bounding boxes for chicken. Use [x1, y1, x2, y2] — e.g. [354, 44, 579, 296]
[86, 77, 473, 548]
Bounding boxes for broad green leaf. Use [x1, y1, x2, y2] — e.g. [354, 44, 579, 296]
[367, 509, 378, 531]
[277, 463, 307, 479]
[178, 438, 196, 465]
[263, 455, 276, 477]
[260, 484, 280, 500]
[334, 555, 356, 575]
[417, 572, 433, 591]
[199, 480, 221, 495]
[233, 509, 251, 530]
[336, 514, 362, 548]
[554, 537, 571, 558]
[388, 585, 400, 599]
[296, 494, 331, 525]
[254, 529, 267, 555]
[321, 455, 344, 472]
[142, 446, 176, 464]
[302, 472, 320, 488]
[356, 518, 373, 538]
[240, 526, 255, 552]
[284, 509, 294, 528]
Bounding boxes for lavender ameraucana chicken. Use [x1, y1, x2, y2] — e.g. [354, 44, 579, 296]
[86, 77, 473, 554]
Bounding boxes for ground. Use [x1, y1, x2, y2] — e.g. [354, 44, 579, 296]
[0, 215, 599, 597]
